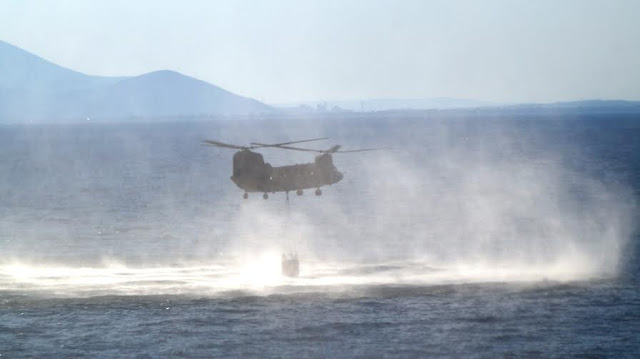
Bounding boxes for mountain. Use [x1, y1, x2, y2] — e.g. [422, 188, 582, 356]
[0, 40, 124, 93]
[0, 40, 272, 122]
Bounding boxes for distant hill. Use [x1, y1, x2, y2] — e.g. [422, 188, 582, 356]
[0, 40, 272, 122]
[275, 98, 640, 116]
[0, 40, 123, 93]
[2, 40, 638, 122]
[505, 99, 640, 112]
[274, 98, 495, 112]
[456, 99, 640, 116]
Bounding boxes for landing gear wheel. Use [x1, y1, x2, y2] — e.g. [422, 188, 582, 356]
[243, 193, 248, 199]
[263, 193, 269, 200]
[315, 188, 322, 196]
[296, 189, 303, 196]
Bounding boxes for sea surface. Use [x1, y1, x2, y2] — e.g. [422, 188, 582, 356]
[1, 114, 639, 358]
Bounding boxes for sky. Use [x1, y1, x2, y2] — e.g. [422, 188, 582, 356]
[1, 0, 639, 104]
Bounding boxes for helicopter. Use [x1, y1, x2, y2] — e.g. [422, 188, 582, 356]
[202, 138, 382, 199]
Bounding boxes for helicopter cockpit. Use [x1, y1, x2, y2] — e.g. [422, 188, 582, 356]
[233, 150, 267, 177]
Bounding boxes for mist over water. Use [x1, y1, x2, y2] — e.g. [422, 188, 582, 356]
[0, 117, 636, 298]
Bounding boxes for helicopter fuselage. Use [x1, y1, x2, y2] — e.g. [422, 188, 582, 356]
[230, 149, 343, 194]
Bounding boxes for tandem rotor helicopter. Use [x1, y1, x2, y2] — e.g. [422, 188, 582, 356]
[202, 137, 383, 200]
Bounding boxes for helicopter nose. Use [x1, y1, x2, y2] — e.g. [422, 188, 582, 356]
[336, 171, 344, 182]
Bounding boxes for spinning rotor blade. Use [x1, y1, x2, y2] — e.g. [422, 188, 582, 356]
[203, 137, 329, 150]
[201, 139, 248, 150]
[250, 137, 328, 148]
[259, 144, 325, 153]
[246, 143, 339, 153]
[334, 147, 390, 153]
[255, 143, 389, 154]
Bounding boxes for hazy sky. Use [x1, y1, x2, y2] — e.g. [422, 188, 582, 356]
[1, 0, 639, 103]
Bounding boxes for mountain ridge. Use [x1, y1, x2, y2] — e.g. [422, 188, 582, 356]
[0, 40, 272, 122]
[2, 40, 639, 122]
[0, 40, 124, 93]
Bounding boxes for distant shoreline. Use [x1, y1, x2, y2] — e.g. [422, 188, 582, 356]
[2, 105, 639, 125]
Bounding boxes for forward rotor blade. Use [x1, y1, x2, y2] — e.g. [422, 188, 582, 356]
[259, 144, 325, 153]
[201, 139, 246, 150]
[250, 137, 328, 148]
[249, 142, 390, 154]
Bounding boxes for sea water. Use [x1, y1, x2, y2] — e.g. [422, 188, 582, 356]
[0, 115, 638, 357]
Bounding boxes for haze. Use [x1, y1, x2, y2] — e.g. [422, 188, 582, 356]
[1, 0, 639, 104]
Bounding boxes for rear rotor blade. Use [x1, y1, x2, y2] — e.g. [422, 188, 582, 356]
[334, 147, 390, 153]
